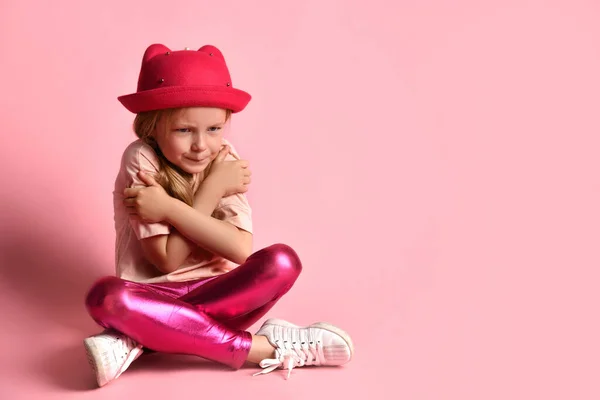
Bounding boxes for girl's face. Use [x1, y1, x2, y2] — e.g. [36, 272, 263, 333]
[154, 107, 228, 174]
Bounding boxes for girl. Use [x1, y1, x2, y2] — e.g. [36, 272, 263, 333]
[83, 44, 354, 387]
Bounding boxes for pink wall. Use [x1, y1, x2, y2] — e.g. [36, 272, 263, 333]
[1, 0, 599, 398]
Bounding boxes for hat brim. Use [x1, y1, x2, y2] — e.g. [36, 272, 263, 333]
[118, 86, 251, 114]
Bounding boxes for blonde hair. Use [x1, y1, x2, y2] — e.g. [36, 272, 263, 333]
[133, 108, 232, 207]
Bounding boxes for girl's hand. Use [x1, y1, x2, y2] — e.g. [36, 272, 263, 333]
[124, 171, 173, 223]
[205, 145, 252, 197]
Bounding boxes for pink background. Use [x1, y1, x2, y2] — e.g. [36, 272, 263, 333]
[1, 0, 599, 398]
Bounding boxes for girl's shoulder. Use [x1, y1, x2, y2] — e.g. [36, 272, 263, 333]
[221, 138, 243, 159]
[120, 139, 160, 170]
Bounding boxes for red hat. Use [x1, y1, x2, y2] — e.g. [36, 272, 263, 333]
[118, 44, 251, 113]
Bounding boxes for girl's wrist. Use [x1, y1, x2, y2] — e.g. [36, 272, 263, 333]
[197, 175, 224, 200]
[164, 196, 181, 223]
[192, 175, 225, 216]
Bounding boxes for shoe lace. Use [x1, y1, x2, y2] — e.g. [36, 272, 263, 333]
[114, 336, 136, 356]
[253, 340, 323, 379]
[113, 335, 143, 378]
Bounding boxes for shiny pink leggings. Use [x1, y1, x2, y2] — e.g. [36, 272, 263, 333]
[85, 244, 302, 370]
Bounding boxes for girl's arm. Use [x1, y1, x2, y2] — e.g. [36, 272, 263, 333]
[140, 176, 242, 273]
[153, 194, 252, 268]
[130, 155, 252, 273]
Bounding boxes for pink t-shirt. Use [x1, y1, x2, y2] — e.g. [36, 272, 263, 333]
[113, 138, 252, 283]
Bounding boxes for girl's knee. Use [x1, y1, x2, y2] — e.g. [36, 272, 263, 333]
[85, 276, 129, 324]
[261, 243, 302, 280]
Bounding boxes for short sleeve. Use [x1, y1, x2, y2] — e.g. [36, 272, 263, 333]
[212, 140, 253, 233]
[121, 142, 171, 240]
[213, 193, 253, 233]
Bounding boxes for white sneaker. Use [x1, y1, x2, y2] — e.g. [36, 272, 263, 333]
[253, 318, 354, 379]
[83, 330, 144, 387]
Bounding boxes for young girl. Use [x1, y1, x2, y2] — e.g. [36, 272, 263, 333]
[83, 44, 354, 387]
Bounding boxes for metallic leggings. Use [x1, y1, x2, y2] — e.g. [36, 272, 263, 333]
[85, 243, 302, 370]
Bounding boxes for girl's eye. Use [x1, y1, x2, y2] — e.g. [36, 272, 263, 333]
[208, 127, 222, 133]
[174, 128, 191, 133]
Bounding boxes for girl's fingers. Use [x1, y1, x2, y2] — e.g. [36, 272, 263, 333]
[138, 171, 160, 186]
[123, 187, 141, 197]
